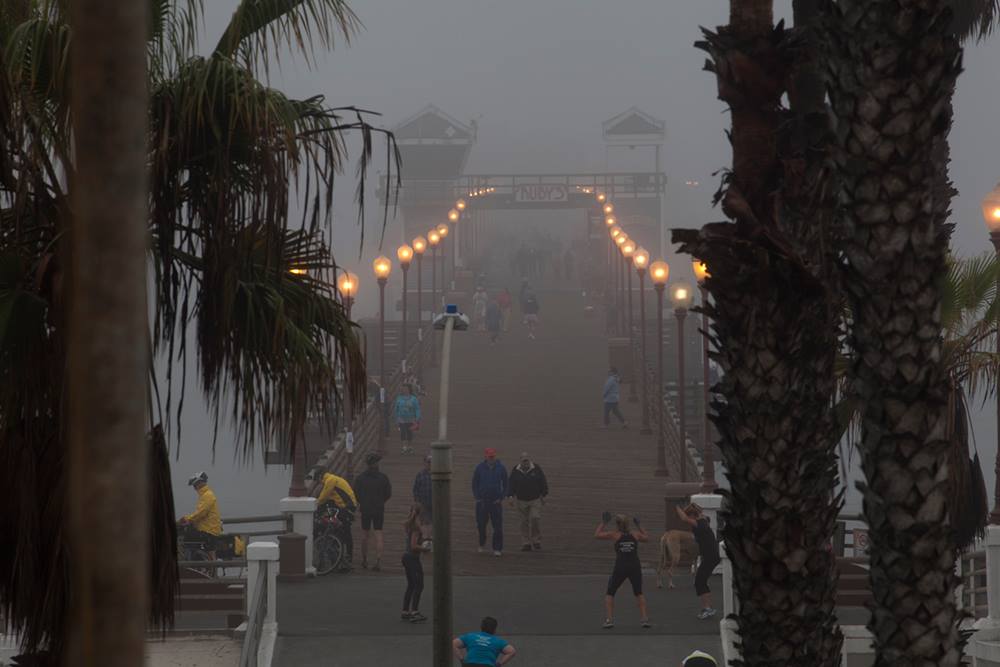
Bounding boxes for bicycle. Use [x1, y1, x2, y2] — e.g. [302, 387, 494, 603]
[313, 504, 352, 576]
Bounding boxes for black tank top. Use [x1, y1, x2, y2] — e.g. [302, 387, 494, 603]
[614, 533, 640, 567]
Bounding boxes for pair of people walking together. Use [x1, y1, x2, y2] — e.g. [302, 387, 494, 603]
[473, 449, 549, 555]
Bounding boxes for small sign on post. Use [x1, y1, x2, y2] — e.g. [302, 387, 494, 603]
[852, 529, 870, 557]
[345, 431, 354, 453]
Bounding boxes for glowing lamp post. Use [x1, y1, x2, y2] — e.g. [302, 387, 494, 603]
[633, 247, 652, 434]
[692, 260, 715, 492]
[398, 245, 414, 359]
[597, 192, 607, 203]
[428, 230, 442, 367]
[604, 203, 614, 216]
[615, 233, 628, 334]
[651, 260, 670, 476]
[672, 282, 694, 482]
[621, 240, 637, 403]
[338, 270, 360, 478]
[374, 256, 392, 444]
[984, 183, 1000, 524]
[413, 237, 428, 380]
[437, 223, 451, 290]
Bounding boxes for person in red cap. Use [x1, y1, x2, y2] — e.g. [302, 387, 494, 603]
[472, 448, 508, 556]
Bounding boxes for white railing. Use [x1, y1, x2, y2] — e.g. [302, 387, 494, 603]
[238, 542, 279, 667]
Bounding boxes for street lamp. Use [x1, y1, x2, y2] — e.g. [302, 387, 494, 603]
[615, 233, 628, 334]
[437, 224, 451, 290]
[456, 199, 466, 211]
[413, 236, 427, 379]
[604, 203, 614, 216]
[692, 259, 715, 492]
[374, 256, 392, 445]
[671, 282, 694, 482]
[337, 270, 359, 478]
[597, 192, 607, 203]
[428, 230, 442, 367]
[983, 183, 1000, 524]
[634, 247, 651, 434]
[650, 260, 670, 476]
[448, 209, 459, 223]
[398, 245, 414, 360]
[622, 240, 637, 403]
[605, 215, 616, 228]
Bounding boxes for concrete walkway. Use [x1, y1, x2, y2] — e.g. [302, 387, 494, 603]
[275, 573, 722, 666]
[144, 636, 240, 667]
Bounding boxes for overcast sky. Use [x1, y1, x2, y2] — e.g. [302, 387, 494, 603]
[170, 1, 1000, 515]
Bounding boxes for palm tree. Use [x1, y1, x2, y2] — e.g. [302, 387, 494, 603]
[0, 0, 395, 661]
[674, 1, 844, 663]
[826, 0, 964, 663]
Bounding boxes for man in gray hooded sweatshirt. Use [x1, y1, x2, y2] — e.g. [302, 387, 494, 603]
[602, 367, 627, 429]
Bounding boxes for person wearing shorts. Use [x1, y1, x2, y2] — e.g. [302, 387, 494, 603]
[354, 454, 392, 571]
[677, 504, 721, 619]
[522, 293, 540, 339]
[595, 512, 650, 629]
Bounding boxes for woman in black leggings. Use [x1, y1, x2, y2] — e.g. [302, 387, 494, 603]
[401, 506, 430, 622]
[676, 504, 721, 619]
[595, 512, 650, 629]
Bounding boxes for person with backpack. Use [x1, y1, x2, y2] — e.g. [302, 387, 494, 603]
[354, 453, 392, 571]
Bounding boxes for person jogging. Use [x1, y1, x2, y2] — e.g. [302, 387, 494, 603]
[354, 453, 392, 571]
[453, 617, 517, 666]
[393, 384, 421, 454]
[595, 512, 651, 629]
[472, 448, 507, 556]
[602, 367, 627, 429]
[400, 505, 430, 623]
[676, 504, 721, 619]
[522, 292, 540, 339]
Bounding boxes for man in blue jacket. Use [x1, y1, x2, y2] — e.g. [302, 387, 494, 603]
[473, 448, 508, 556]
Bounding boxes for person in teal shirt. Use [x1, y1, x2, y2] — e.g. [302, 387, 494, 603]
[392, 384, 422, 454]
[452, 617, 517, 666]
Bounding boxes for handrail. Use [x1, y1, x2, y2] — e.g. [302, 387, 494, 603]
[239, 561, 267, 667]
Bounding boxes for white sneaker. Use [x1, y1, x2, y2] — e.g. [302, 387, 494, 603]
[477, 547, 486, 554]
[493, 550, 502, 557]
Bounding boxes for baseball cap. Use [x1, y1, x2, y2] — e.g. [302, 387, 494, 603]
[365, 453, 382, 466]
[484, 447, 497, 458]
[682, 651, 718, 667]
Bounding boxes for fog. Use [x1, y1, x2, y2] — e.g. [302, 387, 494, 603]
[168, 0, 1000, 520]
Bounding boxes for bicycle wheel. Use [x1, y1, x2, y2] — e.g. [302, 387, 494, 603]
[314, 534, 343, 576]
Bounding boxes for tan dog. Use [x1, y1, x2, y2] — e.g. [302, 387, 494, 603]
[656, 530, 695, 589]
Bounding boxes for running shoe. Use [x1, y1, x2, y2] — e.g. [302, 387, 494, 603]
[410, 612, 428, 623]
[641, 619, 652, 629]
[602, 619, 614, 629]
[401, 612, 413, 621]
[493, 550, 502, 557]
[477, 546, 487, 554]
[696, 608, 717, 620]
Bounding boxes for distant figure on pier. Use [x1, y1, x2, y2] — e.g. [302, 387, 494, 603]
[508, 452, 548, 551]
[473, 448, 508, 557]
[393, 384, 422, 455]
[473, 286, 488, 331]
[412, 455, 433, 540]
[496, 288, 513, 332]
[355, 453, 392, 572]
[400, 505, 430, 623]
[486, 298, 502, 344]
[602, 368, 627, 429]
[522, 292, 540, 340]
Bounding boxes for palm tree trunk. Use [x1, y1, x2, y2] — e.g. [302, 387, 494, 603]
[828, 1, 963, 664]
[66, 2, 150, 666]
[673, 1, 843, 663]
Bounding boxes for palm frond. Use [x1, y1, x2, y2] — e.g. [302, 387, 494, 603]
[951, 0, 1000, 42]
[213, 0, 360, 73]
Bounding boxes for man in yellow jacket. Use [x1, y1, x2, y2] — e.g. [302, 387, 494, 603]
[316, 472, 357, 569]
[180, 472, 223, 561]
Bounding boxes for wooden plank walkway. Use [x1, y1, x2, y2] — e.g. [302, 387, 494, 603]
[353, 288, 681, 577]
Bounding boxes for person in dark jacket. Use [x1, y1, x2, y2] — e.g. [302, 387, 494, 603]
[472, 448, 508, 556]
[508, 452, 549, 551]
[355, 453, 392, 571]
